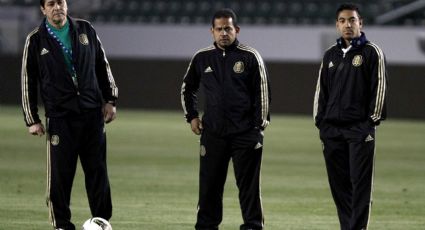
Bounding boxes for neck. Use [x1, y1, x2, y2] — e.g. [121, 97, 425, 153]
[344, 39, 351, 47]
[48, 18, 67, 29]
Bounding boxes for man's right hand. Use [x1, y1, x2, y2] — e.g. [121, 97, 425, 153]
[29, 123, 45, 136]
[190, 118, 203, 135]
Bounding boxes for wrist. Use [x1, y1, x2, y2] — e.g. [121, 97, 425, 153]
[107, 100, 116, 106]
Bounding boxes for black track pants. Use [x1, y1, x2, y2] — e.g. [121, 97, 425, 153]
[46, 109, 112, 230]
[320, 122, 376, 230]
[195, 129, 264, 230]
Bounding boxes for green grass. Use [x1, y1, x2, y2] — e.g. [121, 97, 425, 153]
[0, 105, 424, 229]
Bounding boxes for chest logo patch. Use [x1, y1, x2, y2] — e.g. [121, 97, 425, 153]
[204, 66, 213, 73]
[352, 55, 363, 67]
[233, 61, 245, 73]
[79, 34, 89, 45]
[40, 48, 49, 55]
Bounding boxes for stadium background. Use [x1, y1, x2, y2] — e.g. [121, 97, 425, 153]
[1, 0, 425, 119]
[0, 0, 424, 229]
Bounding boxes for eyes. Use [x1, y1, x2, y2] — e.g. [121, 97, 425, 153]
[338, 17, 359, 24]
[46, 0, 64, 8]
[214, 26, 234, 33]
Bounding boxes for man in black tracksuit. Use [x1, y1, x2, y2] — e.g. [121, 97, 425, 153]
[181, 9, 270, 230]
[21, 0, 118, 229]
[313, 4, 387, 230]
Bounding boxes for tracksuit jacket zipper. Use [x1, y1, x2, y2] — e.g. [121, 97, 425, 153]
[336, 49, 351, 122]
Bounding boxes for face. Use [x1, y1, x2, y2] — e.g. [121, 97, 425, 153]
[336, 10, 362, 44]
[41, 0, 68, 28]
[211, 17, 239, 49]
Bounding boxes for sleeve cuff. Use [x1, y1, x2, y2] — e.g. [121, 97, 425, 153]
[185, 113, 199, 123]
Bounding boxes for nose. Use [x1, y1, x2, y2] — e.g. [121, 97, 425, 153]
[220, 30, 227, 36]
[345, 21, 352, 27]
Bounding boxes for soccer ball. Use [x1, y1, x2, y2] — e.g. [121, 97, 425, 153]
[82, 217, 112, 230]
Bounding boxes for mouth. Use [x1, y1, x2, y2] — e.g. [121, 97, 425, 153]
[53, 12, 64, 16]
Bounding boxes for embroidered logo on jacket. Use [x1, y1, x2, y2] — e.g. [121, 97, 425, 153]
[233, 61, 245, 73]
[40, 48, 49, 55]
[204, 66, 213, 73]
[328, 61, 334, 68]
[79, 34, 89, 45]
[352, 55, 363, 67]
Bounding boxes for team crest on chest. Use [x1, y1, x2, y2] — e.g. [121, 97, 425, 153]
[233, 61, 245, 73]
[352, 55, 363, 67]
[79, 34, 89, 45]
[50, 135, 60, 146]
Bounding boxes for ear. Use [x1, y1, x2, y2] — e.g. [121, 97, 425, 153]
[235, 26, 240, 34]
[40, 6, 46, 15]
[359, 18, 363, 28]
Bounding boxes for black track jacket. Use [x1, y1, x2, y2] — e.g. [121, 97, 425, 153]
[181, 40, 271, 136]
[314, 32, 387, 127]
[21, 17, 118, 126]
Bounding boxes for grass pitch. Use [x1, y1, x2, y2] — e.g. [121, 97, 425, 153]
[0, 105, 424, 229]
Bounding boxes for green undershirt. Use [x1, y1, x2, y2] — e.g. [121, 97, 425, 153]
[47, 20, 74, 76]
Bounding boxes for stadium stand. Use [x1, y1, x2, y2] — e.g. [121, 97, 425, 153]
[1, 0, 424, 25]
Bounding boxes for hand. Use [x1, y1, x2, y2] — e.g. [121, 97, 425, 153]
[29, 123, 45, 136]
[103, 103, 117, 124]
[190, 118, 203, 135]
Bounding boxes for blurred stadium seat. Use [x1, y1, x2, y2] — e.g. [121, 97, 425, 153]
[1, 0, 424, 25]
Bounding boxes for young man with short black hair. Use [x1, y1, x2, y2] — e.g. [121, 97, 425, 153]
[314, 3, 388, 230]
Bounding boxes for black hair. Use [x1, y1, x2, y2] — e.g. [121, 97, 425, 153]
[40, 0, 45, 7]
[336, 3, 362, 19]
[211, 8, 238, 28]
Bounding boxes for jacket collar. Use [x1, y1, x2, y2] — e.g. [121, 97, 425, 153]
[337, 32, 368, 49]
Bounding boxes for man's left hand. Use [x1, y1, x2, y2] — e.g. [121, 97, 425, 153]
[103, 103, 117, 124]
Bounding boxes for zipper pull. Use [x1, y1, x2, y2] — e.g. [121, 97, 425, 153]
[72, 73, 79, 89]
